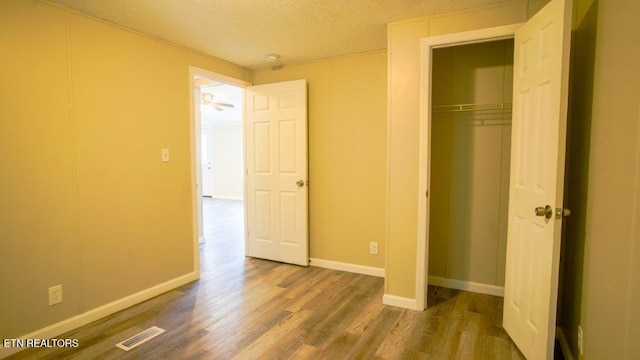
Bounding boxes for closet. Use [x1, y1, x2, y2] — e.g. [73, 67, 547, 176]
[428, 39, 514, 295]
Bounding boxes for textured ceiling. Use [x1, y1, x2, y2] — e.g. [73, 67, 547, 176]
[48, 0, 512, 69]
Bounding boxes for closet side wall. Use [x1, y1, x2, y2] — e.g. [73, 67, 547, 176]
[429, 40, 513, 288]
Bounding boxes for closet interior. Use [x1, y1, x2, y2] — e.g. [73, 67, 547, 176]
[428, 39, 514, 295]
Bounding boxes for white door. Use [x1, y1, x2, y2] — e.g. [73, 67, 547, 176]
[201, 127, 214, 197]
[244, 79, 308, 266]
[502, 0, 572, 359]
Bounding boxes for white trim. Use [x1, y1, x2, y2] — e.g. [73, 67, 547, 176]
[425, 23, 522, 48]
[555, 326, 575, 360]
[416, 23, 522, 312]
[428, 276, 504, 297]
[0, 272, 198, 359]
[384, 22, 393, 313]
[192, 68, 251, 88]
[198, 236, 206, 244]
[189, 68, 203, 277]
[309, 258, 385, 278]
[382, 294, 422, 310]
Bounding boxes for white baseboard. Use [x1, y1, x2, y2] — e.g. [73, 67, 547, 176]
[556, 326, 575, 360]
[382, 294, 422, 310]
[308, 259, 420, 311]
[428, 276, 504, 297]
[0, 271, 199, 359]
[309, 258, 385, 277]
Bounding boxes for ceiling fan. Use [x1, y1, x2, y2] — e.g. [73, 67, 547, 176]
[201, 92, 234, 111]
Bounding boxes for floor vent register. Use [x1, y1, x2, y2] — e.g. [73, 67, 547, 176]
[115, 326, 166, 351]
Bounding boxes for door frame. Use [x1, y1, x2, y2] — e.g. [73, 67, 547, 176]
[415, 24, 523, 310]
[189, 67, 250, 267]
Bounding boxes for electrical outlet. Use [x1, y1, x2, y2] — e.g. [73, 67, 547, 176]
[370, 241, 378, 255]
[48, 285, 62, 306]
[578, 325, 584, 355]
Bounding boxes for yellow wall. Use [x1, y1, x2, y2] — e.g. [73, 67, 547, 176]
[386, 0, 546, 300]
[0, 0, 250, 341]
[580, 0, 640, 358]
[5, 0, 639, 358]
[253, 52, 388, 269]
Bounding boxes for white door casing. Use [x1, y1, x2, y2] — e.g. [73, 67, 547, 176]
[244, 79, 308, 266]
[192, 68, 250, 249]
[416, 23, 522, 311]
[502, 0, 572, 359]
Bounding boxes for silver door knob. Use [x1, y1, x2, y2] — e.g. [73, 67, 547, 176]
[535, 205, 553, 219]
[296, 180, 305, 187]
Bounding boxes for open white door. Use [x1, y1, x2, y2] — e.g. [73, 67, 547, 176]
[502, 0, 572, 359]
[244, 79, 308, 266]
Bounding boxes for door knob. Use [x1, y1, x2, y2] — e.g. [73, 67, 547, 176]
[296, 180, 305, 187]
[556, 208, 571, 219]
[535, 205, 553, 219]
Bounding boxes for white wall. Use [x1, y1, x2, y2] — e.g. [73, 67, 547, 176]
[200, 83, 244, 201]
[211, 125, 243, 200]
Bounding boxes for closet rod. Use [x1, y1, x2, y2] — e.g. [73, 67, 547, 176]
[432, 102, 512, 113]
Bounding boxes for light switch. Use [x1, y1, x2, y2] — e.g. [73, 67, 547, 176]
[162, 148, 170, 162]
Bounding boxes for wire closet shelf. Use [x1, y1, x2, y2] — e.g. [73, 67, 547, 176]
[432, 102, 512, 113]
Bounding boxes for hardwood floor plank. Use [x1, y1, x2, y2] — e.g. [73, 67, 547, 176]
[303, 275, 382, 348]
[454, 312, 483, 359]
[287, 343, 318, 359]
[230, 310, 311, 360]
[346, 307, 403, 359]
[482, 335, 514, 360]
[317, 333, 359, 359]
[374, 310, 425, 359]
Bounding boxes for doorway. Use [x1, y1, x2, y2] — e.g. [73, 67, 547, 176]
[191, 68, 249, 251]
[426, 38, 514, 297]
[416, 23, 522, 310]
[190, 70, 310, 269]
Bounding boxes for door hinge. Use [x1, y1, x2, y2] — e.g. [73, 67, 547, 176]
[426, 190, 429, 197]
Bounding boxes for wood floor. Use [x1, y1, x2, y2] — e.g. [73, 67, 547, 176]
[8, 198, 525, 360]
